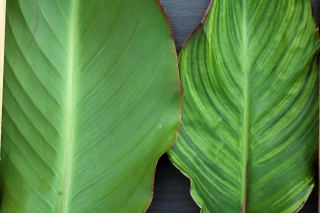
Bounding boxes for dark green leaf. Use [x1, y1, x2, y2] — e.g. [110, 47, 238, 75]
[1, 0, 180, 212]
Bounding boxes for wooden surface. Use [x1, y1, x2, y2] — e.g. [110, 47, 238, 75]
[148, 0, 319, 212]
[0, 0, 5, 139]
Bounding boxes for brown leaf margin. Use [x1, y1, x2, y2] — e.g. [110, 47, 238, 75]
[143, 0, 182, 212]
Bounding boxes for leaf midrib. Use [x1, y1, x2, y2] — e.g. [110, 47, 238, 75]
[241, 0, 250, 212]
[59, 0, 79, 212]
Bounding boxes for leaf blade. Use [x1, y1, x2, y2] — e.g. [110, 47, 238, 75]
[169, 0, 319, 212]
[1, 0, 180, 212]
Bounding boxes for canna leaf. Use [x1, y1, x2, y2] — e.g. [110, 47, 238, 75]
[0, 0, 180, 212]
[169, 0, 319, 212]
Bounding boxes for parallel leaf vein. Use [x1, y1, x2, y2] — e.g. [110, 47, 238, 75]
[60, 0, 79, 212]
[241, 0, 250, 212]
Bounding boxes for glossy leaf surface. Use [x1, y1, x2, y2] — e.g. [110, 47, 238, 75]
[0, 0, 180, 212]
[169, 0, 319, 212]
